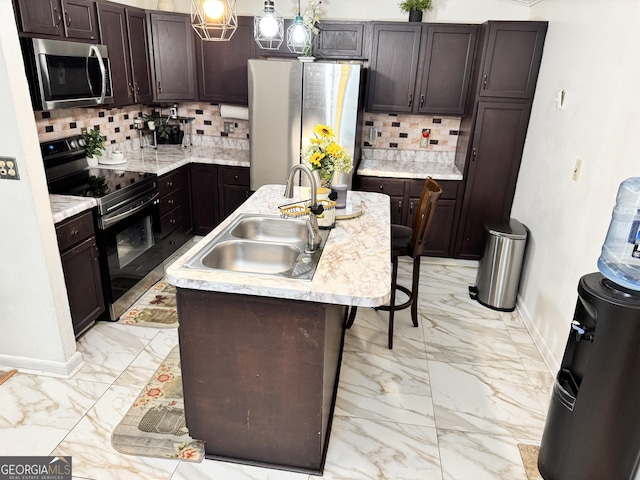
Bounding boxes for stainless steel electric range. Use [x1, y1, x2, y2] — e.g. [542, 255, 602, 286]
[43, 135, 164, 321]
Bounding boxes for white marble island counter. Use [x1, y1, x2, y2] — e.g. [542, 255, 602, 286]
[166, 184, 391, 307]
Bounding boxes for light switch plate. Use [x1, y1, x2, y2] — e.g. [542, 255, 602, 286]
[224, 122, 235, 134]
[0, 157, 20, 180]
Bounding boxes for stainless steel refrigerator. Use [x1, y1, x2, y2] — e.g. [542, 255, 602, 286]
[248, 59, 364, 191]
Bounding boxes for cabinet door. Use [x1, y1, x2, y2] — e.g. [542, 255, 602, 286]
[423, 200, 456, 257]
[416, 24, 477, 115]
[149, 12, 196, 101]
[315, 21, 367, 59]
[367, 23, 421, 113]
[455, 102, 531, 259]
[197, 16, 254, 105]
[356, 176, 406, 225]
[15, 0, 63, 36]
[97, 3, 133, 105]
[60, 235, 105, 338]
[218, 166, 250, 221]
[480, 21, 547, 99]
[127, 8, 153, 104]
[190, 164, 219, 235]
[62, 0, 98, 41]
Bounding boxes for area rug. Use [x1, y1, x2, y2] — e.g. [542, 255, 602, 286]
[119, 279, 178, 328]
[518, 444, 543, 480]
[111, 345, 204, 462]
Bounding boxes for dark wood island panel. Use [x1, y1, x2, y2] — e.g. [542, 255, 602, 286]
[176, 288, 347, 474]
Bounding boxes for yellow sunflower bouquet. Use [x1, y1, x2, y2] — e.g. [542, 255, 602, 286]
[303, 124, 353, 188]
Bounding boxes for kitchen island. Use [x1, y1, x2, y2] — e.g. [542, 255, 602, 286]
[166, 184, 390, 474]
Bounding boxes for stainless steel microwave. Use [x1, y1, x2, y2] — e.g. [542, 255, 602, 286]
[21, 38, 114, 111]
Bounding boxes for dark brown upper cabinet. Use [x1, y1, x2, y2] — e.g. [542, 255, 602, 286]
[314, 21, 368, 59]
[415, 24, 477, 115]
[479, 21, 547, 99]
[148, 11, 196, 102]
[197, 16, 255, 105]
[14, 0, 99, 41]
[367, 23, 422, 113]
[367, 22, 476, 115]
[97, 3, 152, 106]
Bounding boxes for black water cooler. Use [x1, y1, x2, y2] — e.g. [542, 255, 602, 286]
[538, 273, 640, 479]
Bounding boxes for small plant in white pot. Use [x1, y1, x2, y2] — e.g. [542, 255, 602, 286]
[82, 129, 106, 167]
[399, 0, 433, 22]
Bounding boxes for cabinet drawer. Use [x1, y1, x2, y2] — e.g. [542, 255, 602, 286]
[357, 176, 405, 196]
[158, 168, 187, 197]
[160, 206, 183, 238]
[56, 211, 95, 252]
[408, 179, 459, 200]
[221, 166, 250, 186]
[159, 188, 182, 216]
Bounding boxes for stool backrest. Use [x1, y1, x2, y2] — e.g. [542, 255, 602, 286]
[410, 178, 443, 257]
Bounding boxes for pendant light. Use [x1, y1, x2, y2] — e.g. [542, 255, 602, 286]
[254, 0, 284, 50]
[286, 0, 312, 55]
[191, 0, 238, 41]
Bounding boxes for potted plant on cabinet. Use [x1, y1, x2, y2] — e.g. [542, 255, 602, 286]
[82, 128, 106, 167]
[399, 0, 433, 22]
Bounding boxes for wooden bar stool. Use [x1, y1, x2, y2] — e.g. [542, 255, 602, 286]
[346, 178, 442, 349]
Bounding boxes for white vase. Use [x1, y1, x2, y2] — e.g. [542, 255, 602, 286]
[86, 156, 98, 167]
[157, 0, 175, 12]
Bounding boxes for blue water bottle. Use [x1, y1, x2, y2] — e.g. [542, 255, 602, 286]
[597, 177, 640, 291]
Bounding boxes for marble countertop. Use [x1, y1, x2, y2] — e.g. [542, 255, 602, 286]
[166, 184, 391, 307]
[357, 148, 463, 180]
[49, 145, 250, 223]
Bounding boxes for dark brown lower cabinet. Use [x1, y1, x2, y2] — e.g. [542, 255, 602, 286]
[218, 165, 251, 220]
[56, 210, 105, 339]
[355, 175, 460, 257]
[190, 164, 219, 235]
[454, 101, 532, 259]
[158, 166, 192, 258]
[191, 164, 250, 235]
[176, 288, 346, 474]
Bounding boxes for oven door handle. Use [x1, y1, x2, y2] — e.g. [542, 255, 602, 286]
[99, 192, 159, 230]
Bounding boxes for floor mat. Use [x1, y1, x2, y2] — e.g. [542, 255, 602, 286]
[519, 444, 542, 480]
[111, 345, 204, 462]
[119, 279, 178, 328]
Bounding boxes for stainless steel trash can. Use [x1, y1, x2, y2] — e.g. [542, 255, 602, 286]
[469, 218, 527, 311]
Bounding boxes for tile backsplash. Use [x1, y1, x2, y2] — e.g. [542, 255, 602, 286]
[34, 102, 250, 145]
[362, 112, 461, 152]
[35, 104, 460, 155]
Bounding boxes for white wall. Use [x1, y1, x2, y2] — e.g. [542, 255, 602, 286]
[513, 0, 640, 369]
[166, 0, 528, 22]
[0, 2, 82, 376]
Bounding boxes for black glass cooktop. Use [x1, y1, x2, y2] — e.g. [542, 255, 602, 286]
[48, 168, 156, 199]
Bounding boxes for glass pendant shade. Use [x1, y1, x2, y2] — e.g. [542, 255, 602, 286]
[191, 0, 238, 41]
[286, 14, 312, 55]
[254, 0, 284, 50]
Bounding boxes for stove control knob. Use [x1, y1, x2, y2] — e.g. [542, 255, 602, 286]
[69, 140, 78, 149]
[78, 138, 86, 147]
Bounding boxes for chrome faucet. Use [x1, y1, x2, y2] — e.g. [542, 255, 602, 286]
[284, 164, 324, 253]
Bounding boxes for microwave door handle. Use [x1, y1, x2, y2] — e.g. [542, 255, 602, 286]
[89, 45, 107, 104]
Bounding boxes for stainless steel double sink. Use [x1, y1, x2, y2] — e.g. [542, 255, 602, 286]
[182, 213, 329, 280]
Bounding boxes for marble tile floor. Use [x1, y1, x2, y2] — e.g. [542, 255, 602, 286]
[0, 259, 554, 480]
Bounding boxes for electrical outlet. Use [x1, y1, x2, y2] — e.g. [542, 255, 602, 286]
[80, 127, 87, 135]
[0, 157, 20, 180]
[224, 122, 235, 134]
[572, 158, 583, 182]
[420, 129, 431, 148]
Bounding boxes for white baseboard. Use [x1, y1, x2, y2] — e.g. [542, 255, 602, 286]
[0, 351, 84, 379]
[516, 294, 560, 375]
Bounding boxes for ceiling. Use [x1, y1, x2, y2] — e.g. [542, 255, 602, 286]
[500, 0, 544, 5]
